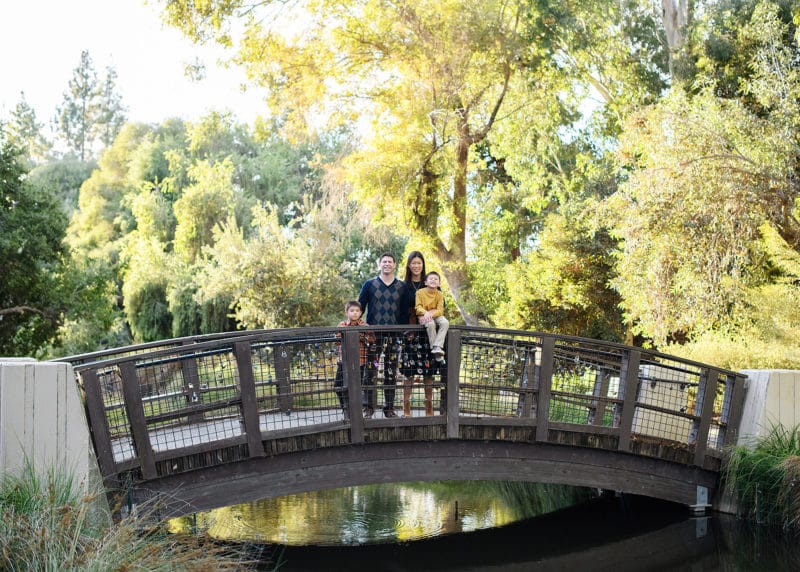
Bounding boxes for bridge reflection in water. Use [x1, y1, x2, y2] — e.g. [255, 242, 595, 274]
[63, 326, 746, 517]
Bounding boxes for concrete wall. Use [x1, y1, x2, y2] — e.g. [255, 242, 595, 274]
[737, 370, 800, 446]
[0, 359, 97, 492]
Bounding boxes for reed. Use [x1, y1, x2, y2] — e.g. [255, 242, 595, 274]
[723, 423, 800, 530]
[0, 462, 260, 571]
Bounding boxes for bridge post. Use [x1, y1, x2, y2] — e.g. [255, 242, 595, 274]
[79, 368, 118, 485]
[535, 336, 555, 442]
[273, 345, 293, 413]
[233, 341, 266, 457]
[616, 349, 641, 452]
[445, 329, 462, 438]
[721, 373, 747, 448]
[119, 361, 158, 480]
[342, 330, 364, 443]
[691, 368, 720, 466]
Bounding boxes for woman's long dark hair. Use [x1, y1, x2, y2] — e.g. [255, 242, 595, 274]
[404, 251, 427, 287]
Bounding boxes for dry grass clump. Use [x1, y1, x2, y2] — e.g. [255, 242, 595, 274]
[0, 463, 262, 571]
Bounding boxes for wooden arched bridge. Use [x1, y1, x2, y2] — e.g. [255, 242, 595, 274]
[62, 326, 747, 518]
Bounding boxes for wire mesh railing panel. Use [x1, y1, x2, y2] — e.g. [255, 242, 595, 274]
[252, 333, 344, 430]
[148, 413, 243, 452]
[458, 331, 540, 418]
[94, 365, 130, 440]
[193, 348, 240, 407]
[550, 340, 625, 427]
[632, 356, 700, 444]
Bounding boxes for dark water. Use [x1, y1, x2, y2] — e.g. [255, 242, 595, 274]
[170, 483, 800, 571]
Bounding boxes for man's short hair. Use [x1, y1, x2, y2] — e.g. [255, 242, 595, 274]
[378, 252, 396, 263]
[345, 300, 362, 311]
[425, 271, 440, 280]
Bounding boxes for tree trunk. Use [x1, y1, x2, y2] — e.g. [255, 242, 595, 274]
[432, 109, 478, 325]
[662, 0, 690, 77]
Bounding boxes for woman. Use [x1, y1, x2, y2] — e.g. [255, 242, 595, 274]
[400, 251, 440, 416]
[403, 251, 427, 323]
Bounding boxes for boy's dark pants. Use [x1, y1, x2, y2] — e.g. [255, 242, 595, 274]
[334, 363, 370, 411]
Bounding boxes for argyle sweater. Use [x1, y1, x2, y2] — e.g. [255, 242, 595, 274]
[358, 277, 409, 325]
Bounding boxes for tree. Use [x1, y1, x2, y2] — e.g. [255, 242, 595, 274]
[6, 92, 52, 164]
[0, 132, 68, 355]
[161, 0, 539, 322]
[93, 66, 127, 149]
[56, 51, 126, 161]
[56, 50, 98, 161]
[161, 0, 675, 325]
[606, 1, 800, 344]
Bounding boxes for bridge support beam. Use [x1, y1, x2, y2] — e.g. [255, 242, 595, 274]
[133, 440, 719, 518]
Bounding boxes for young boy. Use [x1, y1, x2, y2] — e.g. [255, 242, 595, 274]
[333, 301, 373, 420]
[415, 272, 449, 363]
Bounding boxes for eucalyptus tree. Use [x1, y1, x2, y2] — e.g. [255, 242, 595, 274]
[159, 0, 677, 328]
[160, 0, 548, 323]
[608, 0, 800, 346]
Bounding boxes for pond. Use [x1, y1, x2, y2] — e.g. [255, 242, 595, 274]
[169, 482, 800, 571]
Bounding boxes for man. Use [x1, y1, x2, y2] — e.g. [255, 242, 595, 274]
[358, 252, 409, 418]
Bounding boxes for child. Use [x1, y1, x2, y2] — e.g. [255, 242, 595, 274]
[415, 271, 449, 363]
[333, 301, 373, 420]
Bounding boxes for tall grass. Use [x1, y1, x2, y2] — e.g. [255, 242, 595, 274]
[0, 462, 261, 571]
[723, 424, 800, 531]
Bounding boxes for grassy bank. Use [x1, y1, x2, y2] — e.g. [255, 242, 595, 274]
[0, 463, 264, 571]
[723, 424, 800, 531]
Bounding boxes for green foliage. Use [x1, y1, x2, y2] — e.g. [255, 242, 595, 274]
[496, 213, 624, 341]
[28, 159, 96, 216]
[0, 135, 70, 355]
[724, 424, 800, 529]
[196, 204, 352, 328]
[5, 91, 52, 165]
[608, 86, 797, 345]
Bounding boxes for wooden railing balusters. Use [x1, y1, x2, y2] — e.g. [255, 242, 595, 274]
[274, 345, 292, 413]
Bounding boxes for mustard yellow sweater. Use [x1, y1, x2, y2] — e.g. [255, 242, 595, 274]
[415, 288, 444, 318]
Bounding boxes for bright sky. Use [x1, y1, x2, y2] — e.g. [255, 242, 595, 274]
[0, 0, 267, 129]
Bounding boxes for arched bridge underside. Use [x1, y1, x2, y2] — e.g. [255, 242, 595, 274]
[62, 326, 746, 518]
[136, 440, 718, 517]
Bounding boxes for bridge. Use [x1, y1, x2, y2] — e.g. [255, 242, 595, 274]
[60, 326, 746, 518]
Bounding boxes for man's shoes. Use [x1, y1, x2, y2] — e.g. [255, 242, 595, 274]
[383, 407, 398, 418]
[363, 406, 374, 419]
[431, 346, 445, 356]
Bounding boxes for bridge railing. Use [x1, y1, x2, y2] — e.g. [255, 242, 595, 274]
[64, 326, 747, 487]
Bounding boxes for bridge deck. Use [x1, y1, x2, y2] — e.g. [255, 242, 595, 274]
[63, 326, 747, 515]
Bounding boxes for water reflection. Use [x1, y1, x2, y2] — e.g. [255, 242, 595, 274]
[169, 484, 800, 571]
[168, 481, 589, 546]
